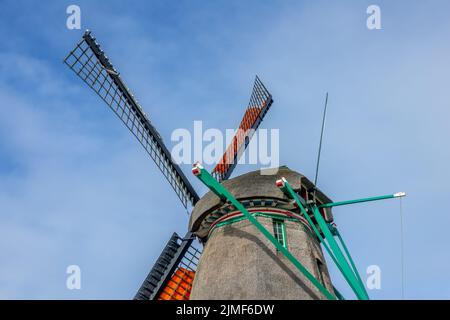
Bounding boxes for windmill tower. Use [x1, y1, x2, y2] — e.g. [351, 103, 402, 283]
[64, 31, 405, 300]
[189, 166, 334, 299]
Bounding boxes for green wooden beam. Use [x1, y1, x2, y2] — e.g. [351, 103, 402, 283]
[277, 177, 369, 300]
[312, 206, 369, 300]
[276, 178, 352, 292]
[331, 224, 366, 293]
[319, 192, 406, 208]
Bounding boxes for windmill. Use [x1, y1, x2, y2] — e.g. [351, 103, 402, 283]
[64, 30, 405, 300]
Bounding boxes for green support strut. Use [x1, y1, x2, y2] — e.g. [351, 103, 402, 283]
[192, 163, 336, 300]
[276, 177, 369, 300]
[319, 192, 406, 209]
[312, 205, 370, 300]
[275, 178, 351, 289]
[330, 224, 366, 293]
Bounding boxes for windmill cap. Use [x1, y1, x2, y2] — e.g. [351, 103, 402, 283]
[189, 166, 334, 239]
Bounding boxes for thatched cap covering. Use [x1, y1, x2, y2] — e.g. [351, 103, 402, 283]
[189, 166, 333, 236]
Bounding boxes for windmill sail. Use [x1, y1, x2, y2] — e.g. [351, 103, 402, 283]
[64, 31, 199, 209]
[134, 232, 201, 300]
[212, 76, 273, 182]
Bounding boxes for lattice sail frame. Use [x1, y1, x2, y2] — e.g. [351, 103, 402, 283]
[157, 236, 201, 300]
[64, 31, 199, 209]
[134, 232, 202, 300]
[212, 76, 273, 182]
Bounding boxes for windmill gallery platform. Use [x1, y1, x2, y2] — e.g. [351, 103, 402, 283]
[189, 166, 335, 300]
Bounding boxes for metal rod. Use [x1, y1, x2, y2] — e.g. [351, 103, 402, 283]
[313, 92, 328, 201]
[399, 197, 405, 299]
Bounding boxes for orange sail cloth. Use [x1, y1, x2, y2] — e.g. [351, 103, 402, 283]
[213, 103, 266, 175]
[158, 268, 195, 300]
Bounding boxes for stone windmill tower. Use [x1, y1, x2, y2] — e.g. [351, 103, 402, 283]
[65, 31, 405, 300]
[189, 166, 334, 299]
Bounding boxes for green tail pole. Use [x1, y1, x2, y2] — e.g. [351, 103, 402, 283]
[319, 192, 406, 209]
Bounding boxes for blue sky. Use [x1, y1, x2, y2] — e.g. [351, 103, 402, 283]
[0, 0, 449, 299]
